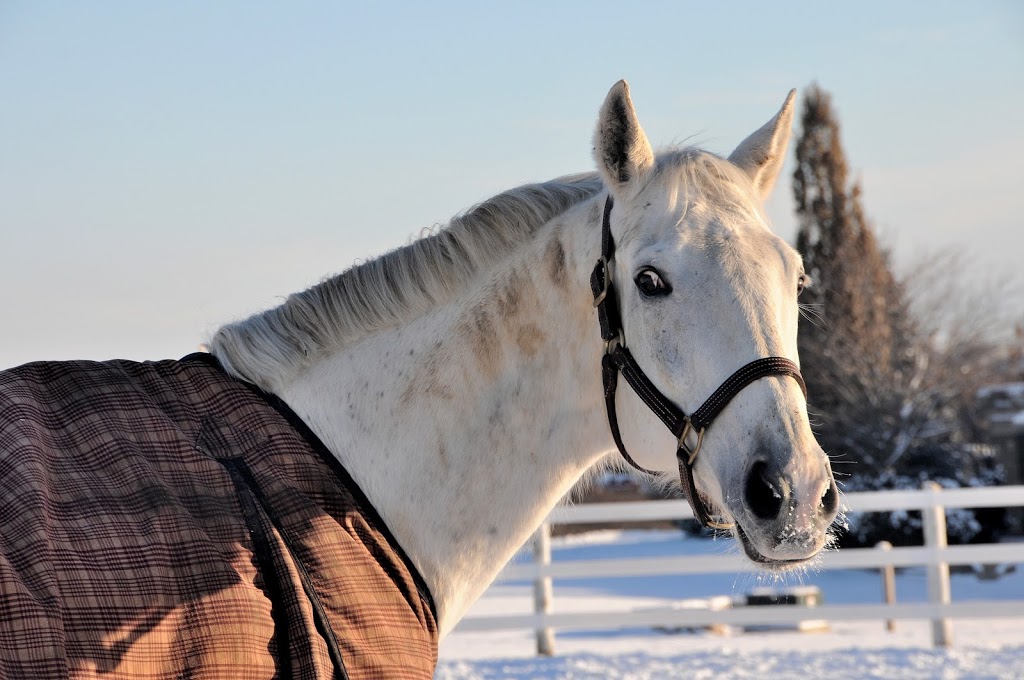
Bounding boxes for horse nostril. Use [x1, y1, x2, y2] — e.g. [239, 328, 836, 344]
[745, 461, 783, 521]
[820, 478, 839, 516]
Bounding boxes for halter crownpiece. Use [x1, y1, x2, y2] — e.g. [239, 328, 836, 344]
[590, 195, 807, 529]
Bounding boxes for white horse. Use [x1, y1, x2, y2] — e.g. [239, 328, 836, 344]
[210, 81, 839, 637]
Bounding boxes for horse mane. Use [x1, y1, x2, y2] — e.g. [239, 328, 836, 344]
[209, 173, 604, 391]
[209, 150, 762, 392]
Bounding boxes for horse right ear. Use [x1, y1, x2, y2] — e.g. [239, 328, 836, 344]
[728, 89, 796, 202]
[593, 80, 655, 196]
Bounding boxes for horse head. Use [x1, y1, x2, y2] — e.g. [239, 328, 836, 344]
[593, 81, 839, 567]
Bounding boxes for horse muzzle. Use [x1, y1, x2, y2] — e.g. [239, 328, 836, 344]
[732, 457, 839, 567]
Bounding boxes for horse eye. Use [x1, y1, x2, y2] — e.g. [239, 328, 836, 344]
[635, 268, 671, 297]
[797, 274, 808, 297]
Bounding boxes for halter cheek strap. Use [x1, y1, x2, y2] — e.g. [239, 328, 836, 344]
[590, 195, 807, 529]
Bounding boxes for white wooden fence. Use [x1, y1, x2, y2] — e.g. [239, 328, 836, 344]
[455, 483, 1024, 653]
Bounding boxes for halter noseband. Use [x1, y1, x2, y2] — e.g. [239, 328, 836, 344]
[590, 196, 807, 529]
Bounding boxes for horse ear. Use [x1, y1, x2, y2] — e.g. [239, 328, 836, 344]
[728, 89, 796, 201]
[593, 80, 655, 196]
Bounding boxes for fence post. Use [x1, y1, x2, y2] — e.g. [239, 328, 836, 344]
[532, 522, 555, 656]
[922, 481, 953, 648]
[875, 540, 897, 632]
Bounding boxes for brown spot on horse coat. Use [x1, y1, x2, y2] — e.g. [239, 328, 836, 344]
[400, 349, 455, 405]
[456, 305, 502, 379]
[545, 235, 566, 286]
[495, 273, 523, 318]
[515, 322, 545, 356]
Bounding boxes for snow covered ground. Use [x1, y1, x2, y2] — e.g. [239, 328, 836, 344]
[437, 530, 1024, 679]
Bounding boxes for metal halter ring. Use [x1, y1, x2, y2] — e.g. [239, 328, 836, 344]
[604, 332, 624, 354]
[677, 417, 706, 466]
[705, 517, 735, 531]
[678, 418, 732, 529]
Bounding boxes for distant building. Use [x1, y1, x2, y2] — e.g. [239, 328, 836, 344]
[976, 382, 1024, 532]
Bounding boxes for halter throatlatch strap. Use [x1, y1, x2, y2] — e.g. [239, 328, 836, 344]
[590, 195, 808, 529]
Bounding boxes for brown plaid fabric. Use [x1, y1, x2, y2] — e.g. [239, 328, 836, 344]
[0, 353, 437, 679]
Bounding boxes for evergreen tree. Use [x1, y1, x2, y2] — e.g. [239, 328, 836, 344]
[792, 85, 1008, 546]
[793, 85, 911, 472]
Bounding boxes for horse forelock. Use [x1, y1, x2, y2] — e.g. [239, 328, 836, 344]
[653, 148, 765, 225]
[209, 173, 603, 391]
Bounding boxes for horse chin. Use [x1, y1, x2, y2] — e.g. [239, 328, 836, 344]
[733, 523, 814, 572]
[693, 469, 822, 572]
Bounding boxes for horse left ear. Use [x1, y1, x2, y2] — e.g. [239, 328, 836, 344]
[728, 89, 796, 201]
[593, 80, 655, 197]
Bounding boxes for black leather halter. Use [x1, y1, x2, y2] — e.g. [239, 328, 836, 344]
[590, 196, 807, 529]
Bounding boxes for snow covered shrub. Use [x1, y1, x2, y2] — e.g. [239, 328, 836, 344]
[836, 445, 1006, 548]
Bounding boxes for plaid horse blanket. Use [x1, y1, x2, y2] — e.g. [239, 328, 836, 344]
[0, 353, 437, 679]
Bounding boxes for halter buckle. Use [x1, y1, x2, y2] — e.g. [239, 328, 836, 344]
[592, 256, 613, 308]
[604, 331, 624, 354]
[677, 417, 706, 465]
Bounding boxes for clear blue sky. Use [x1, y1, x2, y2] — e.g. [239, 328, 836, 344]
[2, 1, 1022, 368]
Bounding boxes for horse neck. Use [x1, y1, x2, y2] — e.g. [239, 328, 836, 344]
[279, 198, 614, 636]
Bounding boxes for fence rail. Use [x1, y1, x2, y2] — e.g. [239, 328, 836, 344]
[455, 483, 1024, 652]
[460, 600, 1024, 633]
[499, 542, 1024, 581]
[545, 484, 1024, 524]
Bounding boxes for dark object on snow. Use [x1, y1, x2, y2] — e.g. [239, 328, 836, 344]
[746, 586, 822, 608]
[743, 586, 828, 633]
